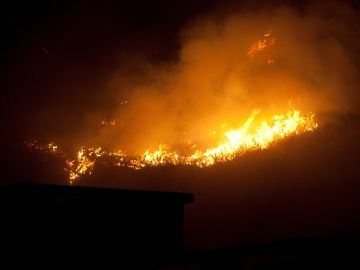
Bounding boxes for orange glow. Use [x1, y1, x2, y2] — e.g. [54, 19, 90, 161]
[66, 109, 317, 182]
[247, 31, 276, 59]
[23, 31, 322, 183]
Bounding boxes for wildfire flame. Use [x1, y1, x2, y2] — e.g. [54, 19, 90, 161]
[21, 32, 319, 183]
[66, 109, 317, 183]
[247, 31, 276, 58]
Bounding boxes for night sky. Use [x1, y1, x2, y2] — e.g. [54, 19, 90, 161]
[1, 0, 360, 251]
[1, 0, 217, 145]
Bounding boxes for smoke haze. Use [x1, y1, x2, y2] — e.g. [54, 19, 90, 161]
[1, 0, 360, 251]
[88, 1, 360, 155]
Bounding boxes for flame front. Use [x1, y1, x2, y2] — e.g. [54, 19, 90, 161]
[23, 31, 320, 183]
[66, 109, 317, 183]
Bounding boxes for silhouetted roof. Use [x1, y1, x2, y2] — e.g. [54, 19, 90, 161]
[4, 182, 194, 204]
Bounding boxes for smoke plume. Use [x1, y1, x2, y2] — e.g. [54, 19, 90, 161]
[89, 1, 360, 155]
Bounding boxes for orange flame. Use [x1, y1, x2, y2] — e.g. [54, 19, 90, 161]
[247, 31, 276, 58]
[24, 32, 320, 183]
[67, 109, 317, 183]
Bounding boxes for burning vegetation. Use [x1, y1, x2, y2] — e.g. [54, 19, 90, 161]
[21, 30, 321, 183]
[248, 31, 275, 56]
[68, 109, 317, 182]
[3, 1, 360, 256]
[25, 108, 317, 183]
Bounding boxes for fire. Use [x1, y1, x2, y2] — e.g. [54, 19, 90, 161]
[68, 149, 95, 180]
[21, 32, 320, 183]
[247, 31, 276, 58]
[65, 109, 317, 183]
[24, 141, 58, 152]
[21, 110, 318, 184]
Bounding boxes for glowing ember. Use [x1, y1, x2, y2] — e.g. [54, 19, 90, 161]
[24, 141, 58, 153]
[65, 109, 317, 183]
[101, 120, 116, 126]
[247, 31, 276, 58]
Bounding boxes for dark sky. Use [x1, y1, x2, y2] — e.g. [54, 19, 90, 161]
[1, 0, 219, 145]
[1, 0, 360, 251]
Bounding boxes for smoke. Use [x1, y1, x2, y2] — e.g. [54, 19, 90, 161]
[2, 1, 360, 252]
[87, 1, 360, 156]
[80, 2, 360, 249]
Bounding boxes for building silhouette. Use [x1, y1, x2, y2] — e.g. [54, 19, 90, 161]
[1, 183, 193, 265]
